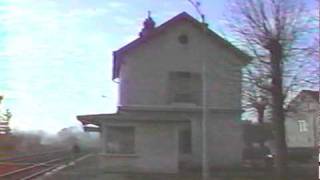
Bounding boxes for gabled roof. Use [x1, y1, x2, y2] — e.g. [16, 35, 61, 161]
[300, 90, 319, 100]
[294, 90, 319, 101]
[288, 90, 319, 109]
[298, 90, 319, 101]
[301, 90, 319, 101]
[112, 12, 251, 80]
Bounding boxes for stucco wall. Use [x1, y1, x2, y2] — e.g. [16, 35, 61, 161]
[286, 111, 316, 148]
[114, 108, 244, 168]
[110, 20, 246, 171]
[285, 94, 319, 148]
[206, 112, 244, 166]
[99, 121, 180, 173]
[119, 21, 244, 110]
[189, 112, 244, 167]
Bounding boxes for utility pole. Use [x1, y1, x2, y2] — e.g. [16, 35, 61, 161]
[201, 57, 209, 180]
[187, 1, 209, 180]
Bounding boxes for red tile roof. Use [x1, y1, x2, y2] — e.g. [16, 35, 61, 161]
[300, 90, 319, 101]
[288, 90, 319, 109]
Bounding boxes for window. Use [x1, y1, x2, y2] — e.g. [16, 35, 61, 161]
[106, 126, 135, 154]
[178, 34, 189, 44]
[297, 120, 308, 132]
[168, 71, 201, 104]
[179, 128, 192, 154]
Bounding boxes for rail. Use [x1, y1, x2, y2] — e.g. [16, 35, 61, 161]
[0, 149, 85, 180]
[0, 158, 62, 179]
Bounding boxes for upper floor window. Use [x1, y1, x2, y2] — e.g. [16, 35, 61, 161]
[297, 120, 308, 132]
[167, 71, 202, 105]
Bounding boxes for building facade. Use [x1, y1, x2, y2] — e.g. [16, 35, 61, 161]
[286, 90, 319, 149]
[78, 12, 250, 173]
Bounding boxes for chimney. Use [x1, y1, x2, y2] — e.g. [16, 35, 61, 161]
[139, 11, 155, 37]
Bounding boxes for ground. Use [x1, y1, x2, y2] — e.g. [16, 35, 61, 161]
[42, 154, 317, 180]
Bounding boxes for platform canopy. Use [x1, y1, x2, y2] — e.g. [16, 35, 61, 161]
[77, 112, 190, 132]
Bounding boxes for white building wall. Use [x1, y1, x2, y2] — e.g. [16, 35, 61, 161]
[285, 95, 319, 148]
[119, 21, 243, 110]
[99, 121, 180, 173]
[206, 112, 244, 165]
[112, 19, 247, 170]
[188, 112, 243, 167]
[286, 111, 318, 148]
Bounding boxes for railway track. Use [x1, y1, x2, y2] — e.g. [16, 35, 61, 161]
[0, 149, 85, 180]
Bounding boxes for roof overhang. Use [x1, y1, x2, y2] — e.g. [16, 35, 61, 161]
[77, 113, 119, 126]
[77, 112, 190, 127]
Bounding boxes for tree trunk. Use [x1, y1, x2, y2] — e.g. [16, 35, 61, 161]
[269, 41, 288, 180]
[257, 107, 265, 124]
[257, 106, 266, 147]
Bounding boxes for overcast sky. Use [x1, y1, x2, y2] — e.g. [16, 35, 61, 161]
[0, 0, 317, 133]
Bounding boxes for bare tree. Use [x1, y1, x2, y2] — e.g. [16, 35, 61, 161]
[0, 96, 12, 135]
[242, 58, 271, 122]
[226, 0, 317, 179]
[2, 109, 12, 134]
[309, 0, 320, 58]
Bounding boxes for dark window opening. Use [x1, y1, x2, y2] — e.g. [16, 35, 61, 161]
[106, 126, 135, 154]
[179, 128, 192, 154]
[178, 34, 189, 44]
[168, 71, 202, 104]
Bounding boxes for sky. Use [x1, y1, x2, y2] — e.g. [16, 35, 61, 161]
[0, 0, 317, 133]
[0, 0, 232, 133]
